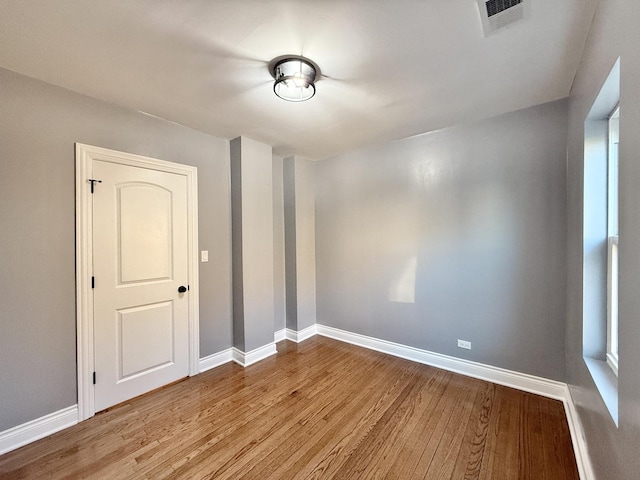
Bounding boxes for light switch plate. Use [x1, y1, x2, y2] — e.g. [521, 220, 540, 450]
[201, 250, 209, 262]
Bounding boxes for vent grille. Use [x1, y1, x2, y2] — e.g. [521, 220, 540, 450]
[485, 0, 523, 18]
[477, 0, 528, 36]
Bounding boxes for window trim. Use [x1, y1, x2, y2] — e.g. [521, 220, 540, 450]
[582, 57, 619, 426]
[606, 104, 619, 377]
[606, 234, 619, 376]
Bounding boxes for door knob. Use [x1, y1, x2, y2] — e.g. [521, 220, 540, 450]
[178, 285, 187, 293]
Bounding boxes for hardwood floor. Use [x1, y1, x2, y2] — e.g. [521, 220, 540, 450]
[0, 337, 579, 479]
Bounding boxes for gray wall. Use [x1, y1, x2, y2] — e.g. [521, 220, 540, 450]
[230, 137, 275, 352]
[0, 68, 232, 431]
[272, 155, 286, 334]
[283, 156, 317, 332]
[293, 158, 317, 331]
[566, 0, 640, 478]
[315, 99, 568, 381]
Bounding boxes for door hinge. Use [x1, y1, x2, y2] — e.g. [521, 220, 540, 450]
[92, 372, 96, 385]
[88, 179, 102, 193]
[91, 276, 95, 289]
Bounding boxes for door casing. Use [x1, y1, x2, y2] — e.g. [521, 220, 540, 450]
[75, 143, 199, 421]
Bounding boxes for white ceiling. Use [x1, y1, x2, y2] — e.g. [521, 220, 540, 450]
[0, 0, 598, 160]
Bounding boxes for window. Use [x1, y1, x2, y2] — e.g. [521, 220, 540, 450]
[606, 105, 619, 376]
[582, 58, 619, 425]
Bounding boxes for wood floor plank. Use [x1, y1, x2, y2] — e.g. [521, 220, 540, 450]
[0, 336, 579, 480]
[168, 349, 382, 479]
[539, 392, 580, 480]
[421, 376, 479, 479]
[229, 353, 399, 480]
[381, 368, 452, 479]
[140, 343, 348, 478]
[337, 371, 437, 477]
[268, 358, 421, 480]
[490, 388, 522, 479]
[449, 381, 495, 480]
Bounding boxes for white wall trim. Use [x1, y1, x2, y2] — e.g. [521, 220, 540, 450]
[563, 386, 596, 480]
[285, 325, 318, 343]
[2, 328, 594, 480]
[232, 343, 278, 367]
[0, 406, 78, 456]
[198, 348, 233, 373]
[75, 143, 200, 422]
[315, 324, 567, 401]
[274, 329, 286, 343]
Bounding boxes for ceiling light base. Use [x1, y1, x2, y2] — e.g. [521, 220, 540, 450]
[270, 56, 318, 102]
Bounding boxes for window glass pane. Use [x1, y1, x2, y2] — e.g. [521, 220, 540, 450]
[609, 106, 619, 236]
[607, 105, 619, 376]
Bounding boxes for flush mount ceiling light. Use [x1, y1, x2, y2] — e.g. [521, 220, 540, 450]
[270, 56, 317, 102]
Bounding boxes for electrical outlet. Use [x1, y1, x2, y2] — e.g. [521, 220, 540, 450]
[457, 339, 472, 350]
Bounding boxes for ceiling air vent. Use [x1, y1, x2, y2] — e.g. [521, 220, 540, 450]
[477, 0, 529, 36]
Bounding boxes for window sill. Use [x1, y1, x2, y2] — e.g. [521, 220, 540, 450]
[584, 357, 619, 426]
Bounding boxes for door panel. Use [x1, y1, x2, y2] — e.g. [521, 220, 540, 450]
[93, 160, 189, 412]
[118, 301, 174, 379]
[118, 184, 173, 283]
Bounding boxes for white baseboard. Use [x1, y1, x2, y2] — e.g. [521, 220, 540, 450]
[232, 342, 278, 367]
[563, 386, 596, 480]
[1, 326, 592, 480]
[274, 329, 286, 343]
[0, 405, 78, 456]
[315, 324, 567, 401]
[313, 325, 595, 479]
[198, 348, 233, 373]
[285, 325, 318, 343]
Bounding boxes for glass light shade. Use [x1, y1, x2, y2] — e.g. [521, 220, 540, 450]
[272, 58, 317, 102]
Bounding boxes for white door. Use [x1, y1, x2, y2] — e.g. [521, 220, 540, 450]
[92, 159, 190, 411]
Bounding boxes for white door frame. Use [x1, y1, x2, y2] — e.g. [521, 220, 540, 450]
[75, 143, 200, 421]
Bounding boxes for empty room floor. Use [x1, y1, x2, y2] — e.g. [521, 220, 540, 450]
[0, 336, 578, 479]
